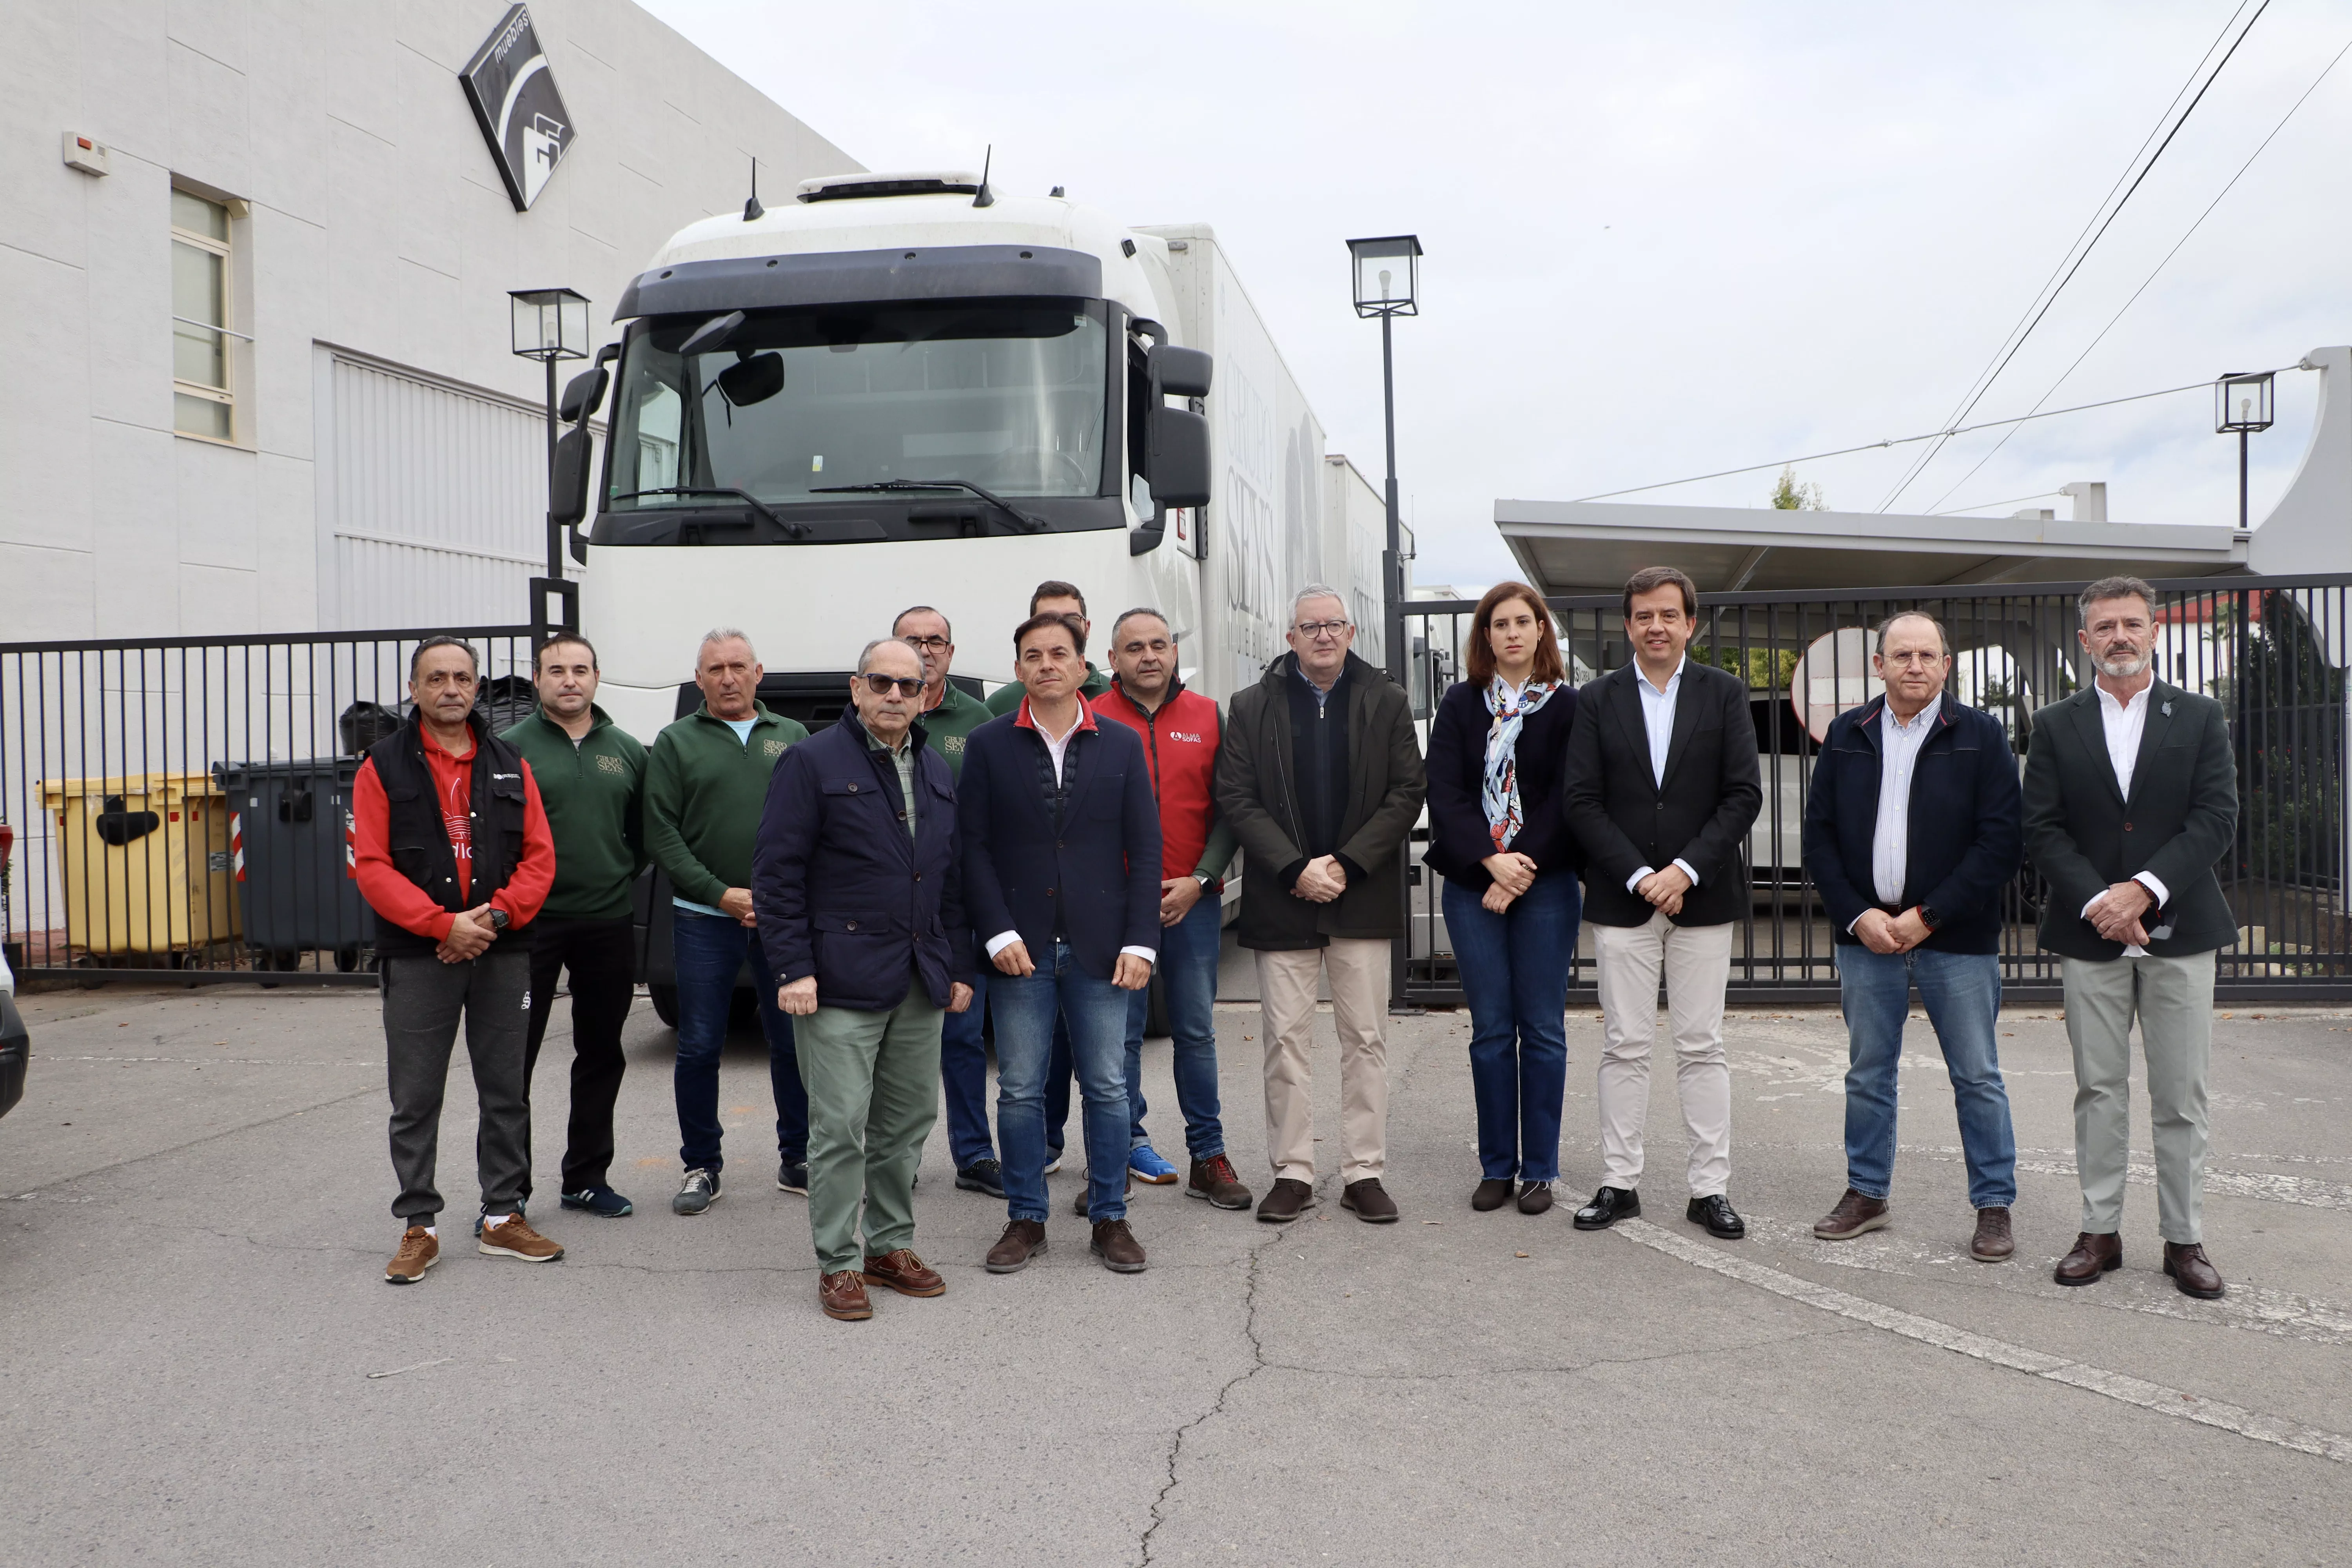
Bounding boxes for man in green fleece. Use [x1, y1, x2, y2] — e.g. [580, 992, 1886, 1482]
[982, 581, 1112, 716]
[892, 605, 992, 779]
[644, 628, 811, 1216]
[503, 634, 646, 1220]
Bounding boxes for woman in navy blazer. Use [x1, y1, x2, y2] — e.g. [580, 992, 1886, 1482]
[958, 612, 1163, 1275]
[1424, 583, 1583, 1216]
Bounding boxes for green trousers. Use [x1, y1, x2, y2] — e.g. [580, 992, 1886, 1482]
[796, 988, 944, 1273]
[2061, 951, 2214, 1244]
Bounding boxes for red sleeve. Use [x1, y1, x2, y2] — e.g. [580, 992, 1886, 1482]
[351, 758, 456, 941]
[493, 759, 556, 929]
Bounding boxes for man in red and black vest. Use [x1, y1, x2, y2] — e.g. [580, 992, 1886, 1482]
[352, 637, 559, 1285]
[1092, 608, 1250, 1210]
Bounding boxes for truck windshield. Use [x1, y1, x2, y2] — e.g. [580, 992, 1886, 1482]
[606, 301, 1108, 510]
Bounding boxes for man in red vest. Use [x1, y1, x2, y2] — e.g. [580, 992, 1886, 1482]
[1091, 608, 1251, 1210]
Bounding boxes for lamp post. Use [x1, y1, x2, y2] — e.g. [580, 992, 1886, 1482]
[2215, 370, 2275, 532]
[509, 287, 591, 585]
[1347, 235, 1423, 687]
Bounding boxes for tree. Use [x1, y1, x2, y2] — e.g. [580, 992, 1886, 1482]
[1770, 466, 1826, 510]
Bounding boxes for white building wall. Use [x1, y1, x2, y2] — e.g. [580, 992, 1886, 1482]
[0, 0, 858, 642]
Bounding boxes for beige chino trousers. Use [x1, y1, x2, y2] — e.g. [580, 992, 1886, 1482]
[1593, 911, 1735, 1197]
[1256, 938, 1390, 1185]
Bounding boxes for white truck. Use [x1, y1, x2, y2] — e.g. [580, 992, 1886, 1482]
[553, 170, 1383, 740]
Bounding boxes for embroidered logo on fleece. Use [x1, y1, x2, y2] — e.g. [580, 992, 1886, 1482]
[596, 753, 626, 775]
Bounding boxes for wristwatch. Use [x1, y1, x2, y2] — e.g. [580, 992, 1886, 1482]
[486, 907, 510, 934]
[1194, 872, 1216, 893]
[1915, 905, 1942, 932]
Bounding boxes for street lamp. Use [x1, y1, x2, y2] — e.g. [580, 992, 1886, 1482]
[2215, 370, 2275, 532]
[1346, 234, 1423, 687]
[509, 287, 590, 589]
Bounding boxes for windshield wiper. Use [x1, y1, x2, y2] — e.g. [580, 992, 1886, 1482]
[809, 479, 1049, 534]
[610, 487, 808, 539]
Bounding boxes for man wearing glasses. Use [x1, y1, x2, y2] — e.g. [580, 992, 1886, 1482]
[891, 605, 1004, 1199]
[753, 637, 975, 1320]
[1215, 587, 1426, 1224]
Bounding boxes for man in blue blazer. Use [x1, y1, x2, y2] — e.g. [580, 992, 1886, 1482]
[1800, 610, 2024, 1263]
[960, 611, 1163, 1276]
[754, 637, 974, 1322]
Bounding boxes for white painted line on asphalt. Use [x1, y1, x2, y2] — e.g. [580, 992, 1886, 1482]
[2002, 1157, 2352, 1214]
[1616, 1219, 2352, 1467]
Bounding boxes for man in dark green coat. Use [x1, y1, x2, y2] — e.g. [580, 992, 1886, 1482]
[503, 634, 646, 1218]
[644, 629, 811, 1216]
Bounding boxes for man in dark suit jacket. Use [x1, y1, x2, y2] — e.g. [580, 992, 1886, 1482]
[1801, 611, 2024, 1263]
[959, 611, 1163, 1277]
[1563, 566, 1762, 1239]
[2025, 576, 2237, 1300]
[754, 637, 973, 1322]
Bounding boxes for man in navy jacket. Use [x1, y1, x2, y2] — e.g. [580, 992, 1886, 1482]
[1800, 610, 2024, 1263]
[960, 611, 1162, 1276]
[754, 638, 974, 1322]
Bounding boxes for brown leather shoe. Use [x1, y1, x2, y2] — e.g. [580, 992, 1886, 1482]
[984, 1219, 1048, 1274]
[1090, 1219, 1148, 1273]
[1516, 1181, 1555, 1216]
[862, 1248, 946, 1298]
[385, 1225, 438, 1285]
[1341, 1178, 1400, 1223]
[1187, 1154, 1254, 1210]
[1970, 1207, 2014, 1262]
[2163, 1241, 2225, 1299]
[1256, 1177, 1315, 1223]
[818, 1270, 873, 1320]
[1813, 1187, 1889, 1240]
[1472, 1178, 1515, 1211]
[2053, 1231, 2122, 1286]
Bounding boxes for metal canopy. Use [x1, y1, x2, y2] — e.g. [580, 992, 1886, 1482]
[1495, 498, 2250, 596]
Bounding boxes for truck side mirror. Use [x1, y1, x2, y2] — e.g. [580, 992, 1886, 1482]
[550, 424, 595, 529]
[1147, 405, 1210, 508]
[559, 366, 610, 423]
[1149, 345, 1212, 399]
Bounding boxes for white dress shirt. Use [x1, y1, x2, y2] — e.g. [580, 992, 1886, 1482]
[986, 701, 1156, 964]
[2082, 678, 2170, 956]
[1867, 695, 1941, 916]
[1626, 656, 1702, 893]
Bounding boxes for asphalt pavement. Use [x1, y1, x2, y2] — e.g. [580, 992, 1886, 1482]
[3, 974, 2348, 1566]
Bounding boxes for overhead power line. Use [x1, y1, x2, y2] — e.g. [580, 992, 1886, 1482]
[1921, 25, 2352, 514]
[1564, 369, 2295, 505]
[1932, 490, 2063, 517]
[1876, 0, 2272, 512]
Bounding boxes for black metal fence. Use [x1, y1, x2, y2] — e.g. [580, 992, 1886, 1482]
[1397, 573, 2352, 1005]
[0, 626, 534, 984]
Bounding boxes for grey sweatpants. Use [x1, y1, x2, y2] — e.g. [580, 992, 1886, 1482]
[382, 951, 532, 1225]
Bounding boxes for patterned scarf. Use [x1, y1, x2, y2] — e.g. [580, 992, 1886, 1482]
[1481, 676, 1557, 851]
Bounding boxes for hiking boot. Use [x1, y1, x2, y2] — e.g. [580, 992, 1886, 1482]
[385, 1225, 438, 1285]
[1813, 1188, 1890, 1240]
[1186, 1154, 1253, 1210]
[1256, 1177, 1315, 1223]
[478, 1213, 564, 1262]
[1090, 1219, 1148, 1273]
[985, 1219, 1048, 1274]
[672, 1168, 721, 1215]
[819, 1270, 873, 1321]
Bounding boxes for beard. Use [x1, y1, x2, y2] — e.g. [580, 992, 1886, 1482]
[2094, 646, 2151, 679]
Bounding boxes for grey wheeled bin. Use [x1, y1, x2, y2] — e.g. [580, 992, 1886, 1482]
[213, 759, 374, 972]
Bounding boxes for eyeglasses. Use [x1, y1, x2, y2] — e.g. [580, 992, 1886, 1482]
[1292, 619, 1351, 639]
[900, 635, 950, 652]
[859, 673, 925, 698]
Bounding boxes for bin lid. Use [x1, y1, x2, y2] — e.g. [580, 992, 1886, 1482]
[38, 772, 230, 806]
[211, 757, 365, 787]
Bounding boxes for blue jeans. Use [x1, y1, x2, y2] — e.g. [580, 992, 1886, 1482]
[992, 940, 1131, 1223]
[1123, 895, 1227, 1160]
[671, 909, 806, 1174]
[938, 968, 995, 1169]
[1836, 944, 2016, 1208]
[1443, 871, 1579, 1182]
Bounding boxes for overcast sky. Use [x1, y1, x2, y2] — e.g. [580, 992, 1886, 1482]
[638, 0, 2352, 590]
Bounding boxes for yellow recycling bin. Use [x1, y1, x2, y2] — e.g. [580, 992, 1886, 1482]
[38, 773, 240, 958]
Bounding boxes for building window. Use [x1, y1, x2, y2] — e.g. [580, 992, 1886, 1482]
[171, 189, 236, 441]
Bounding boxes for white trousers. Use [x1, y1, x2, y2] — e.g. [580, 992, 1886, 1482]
[1593, 911, 1735, 1196]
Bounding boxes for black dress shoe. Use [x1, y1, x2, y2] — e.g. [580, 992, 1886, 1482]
[1472, 1178, 1515, 1212]
[1687, 1194, 1746, 1239]
[1573, 1186, 1640, 1230]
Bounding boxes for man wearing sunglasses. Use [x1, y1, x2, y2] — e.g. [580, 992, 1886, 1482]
[753, 637, 975, 1321]
[892, 605, 1004, 1200]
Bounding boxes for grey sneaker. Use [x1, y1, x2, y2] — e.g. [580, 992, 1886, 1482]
[672, 1167, 722, 1215]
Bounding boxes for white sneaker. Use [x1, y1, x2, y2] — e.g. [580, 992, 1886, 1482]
[1042, 1151, 1063, 1175]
